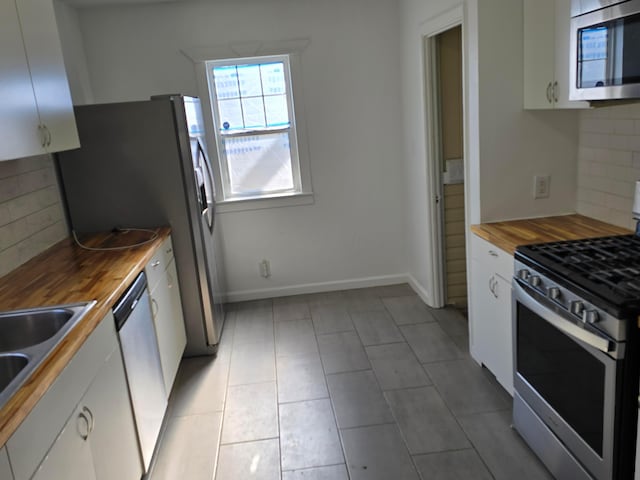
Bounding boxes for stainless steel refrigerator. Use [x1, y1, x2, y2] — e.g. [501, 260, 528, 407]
[56, 95, 225, 356]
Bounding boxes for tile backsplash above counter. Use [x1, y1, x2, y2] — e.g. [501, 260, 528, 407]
[577, 102, 640, 231]
[0, 155, 67, 277]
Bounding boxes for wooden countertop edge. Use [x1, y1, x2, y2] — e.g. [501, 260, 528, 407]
[0, 227, 171, 447]
[470, 214, 632, 255]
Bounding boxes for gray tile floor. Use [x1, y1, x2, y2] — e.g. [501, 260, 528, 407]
[149, 284, 554, 480]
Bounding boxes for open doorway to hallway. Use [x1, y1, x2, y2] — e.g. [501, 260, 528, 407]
[431, 25, 467, 314]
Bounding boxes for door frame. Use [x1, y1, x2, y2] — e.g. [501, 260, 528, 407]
[419, 5, 464, 308]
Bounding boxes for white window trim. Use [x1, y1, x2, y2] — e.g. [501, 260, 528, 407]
[184, 39, 313, 213]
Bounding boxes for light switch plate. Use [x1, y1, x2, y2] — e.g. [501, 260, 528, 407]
[534, 175, 550, 199]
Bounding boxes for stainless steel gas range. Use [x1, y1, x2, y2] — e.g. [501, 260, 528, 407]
[512, 235, 640, 480]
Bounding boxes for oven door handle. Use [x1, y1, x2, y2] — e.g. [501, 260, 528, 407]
[514, 280, 616, 355]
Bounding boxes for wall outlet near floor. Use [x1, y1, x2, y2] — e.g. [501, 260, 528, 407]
[533, 175, 551, 199]
[259, 259, 271, 278]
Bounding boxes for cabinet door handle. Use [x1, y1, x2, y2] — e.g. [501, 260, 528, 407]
[488, 250, 498, 257]
[38, 125, 46, 148]
[83, 406, 95, 433]
[44, 125, 52, 147]
[552, 81, 558, 103]
[166, 247, 172, 255]
[546, 82, 553, 103]
[77, 411, 91, 441]
[151, 297, 159, 317]
[151, 260, 161, 268]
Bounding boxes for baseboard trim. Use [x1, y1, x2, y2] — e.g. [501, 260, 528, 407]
[406, 274, 433, 307]
[225, 273, 411, 303]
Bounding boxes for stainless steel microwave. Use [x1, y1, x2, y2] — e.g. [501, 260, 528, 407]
[570, 0, 640, 101]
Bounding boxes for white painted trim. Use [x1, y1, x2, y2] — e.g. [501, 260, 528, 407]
[419, 5, 464, 39]
[217, 192, 314, 214]
[407, 274, 432, 307]
[225, 274, 410, 302]
[417, 5, 464, 309]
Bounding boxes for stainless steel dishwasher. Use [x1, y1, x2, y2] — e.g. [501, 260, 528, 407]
[113, 271, 167, 473]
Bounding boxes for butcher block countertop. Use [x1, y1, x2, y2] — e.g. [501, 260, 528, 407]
[0, 226, 170, 447]
[471, 214, 631, 255]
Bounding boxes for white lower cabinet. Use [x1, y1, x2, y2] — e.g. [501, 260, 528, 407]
[0, 447, 13, 480]
[7, 312, 142, 480]
[469, 234, 514, 394]
[31, 402, 96, 480]
[146, 236, 186, 395]
[82, 347, 142, 480]
[150, 258, 186, 394]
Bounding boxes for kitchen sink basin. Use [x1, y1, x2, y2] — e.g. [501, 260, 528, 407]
[0, 308, 75, 351]
[0, 354, 29, 393]
[0, 302, 95, 410]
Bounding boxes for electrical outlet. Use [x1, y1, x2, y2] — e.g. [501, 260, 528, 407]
[534, 175, 551, 199]
[259, 259, 271, 278]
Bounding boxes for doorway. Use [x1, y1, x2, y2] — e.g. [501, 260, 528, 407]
[424, 23, 467, 311]
[436, 26, 467, 310]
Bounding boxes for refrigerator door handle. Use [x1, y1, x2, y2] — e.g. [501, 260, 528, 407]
[196, 140, 215, 231]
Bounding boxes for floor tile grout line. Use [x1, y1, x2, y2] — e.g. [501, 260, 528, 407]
[312, 299, 353, 480]
[268, 300, 285, 480]
[212, 309, 238, 480]
[419, 360, 500, 480]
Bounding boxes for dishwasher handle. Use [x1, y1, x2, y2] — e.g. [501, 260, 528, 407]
[113, 271, 148, 331]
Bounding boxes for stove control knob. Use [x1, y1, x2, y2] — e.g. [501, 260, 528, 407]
[529, 276, 542, 288]
[517, 269, 530, 281]
[582, 310, 599, 324]
[548, 287, 561, 301]
[571, 301, 585, 317]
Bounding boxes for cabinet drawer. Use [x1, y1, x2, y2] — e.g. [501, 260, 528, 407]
[470, 234, 514, 280]
[145, 236, 174, 291]
[7, 313, 117, 480]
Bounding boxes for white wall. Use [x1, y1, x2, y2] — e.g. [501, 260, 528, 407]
[577, 103, 640, 230]
[399, 0, 580, 304]
[399, 0, 459, 303]
[475, 0, 578, 223]
[75, 0, 408, 299]
[53, 0, 94, 105]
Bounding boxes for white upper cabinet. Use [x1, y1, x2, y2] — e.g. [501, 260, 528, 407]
[0, 0, 43, 161]
[0, 0, 79, 161]
[524, 0, 590, 109]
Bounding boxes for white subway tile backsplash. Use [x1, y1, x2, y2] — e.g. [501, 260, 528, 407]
[581, 132, 611, 149]
[0, 155, 67, 277]
[577, 105, 640, 229]
[612, 119, 635, 135]
[580, 118, 613, 134]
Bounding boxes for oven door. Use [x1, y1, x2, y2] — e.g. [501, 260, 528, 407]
[513, 279, 623, 480]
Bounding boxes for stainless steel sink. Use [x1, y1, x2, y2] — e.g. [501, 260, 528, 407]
[0, 308, 76, 351]
[0, 302, 95, 410]
[0, 354, 29, 393]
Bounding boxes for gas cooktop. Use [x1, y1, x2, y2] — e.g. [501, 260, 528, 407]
[515, 234, 640, 316]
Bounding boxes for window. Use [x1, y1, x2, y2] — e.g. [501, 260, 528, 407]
[205, 54, 310, 205]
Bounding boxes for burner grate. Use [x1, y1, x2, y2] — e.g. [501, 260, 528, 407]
[520, 234, 640, 303]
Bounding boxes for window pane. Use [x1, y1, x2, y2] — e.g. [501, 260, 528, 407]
[218, 99, 243, 130]
[264, 94, 289, 127]
[224, 132, 293, 195]
[213, 66, 239, 100]
[237, 64, 263, 97]
[260, 62, 287, 95]
[241, 97, 266, 128]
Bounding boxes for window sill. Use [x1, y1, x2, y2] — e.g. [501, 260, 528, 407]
[216, 192, 314, 213]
